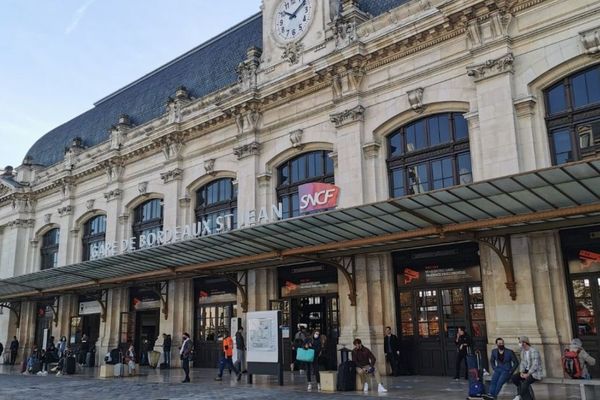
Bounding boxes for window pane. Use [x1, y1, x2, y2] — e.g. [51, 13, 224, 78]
[389, 132, 403, 157]
[432, 158, 454, 190]
[588, 67, 600, 104]
[390, 168, 405, 198]
[454, 113, 469, 140]
[279, 165, 289, 186]
[551, 129, 573, 164]
[406, 121, 426, 151]
[572, 72, 589, 109]
[572, 279, 596, 336]
[291, 158, 300, 183]
[325, 153, 334, 175]
[428, 116, 440, 146]
[458, 153, 473, 184]
[547, 83, 567, 115]
[408, 163, 429, 194]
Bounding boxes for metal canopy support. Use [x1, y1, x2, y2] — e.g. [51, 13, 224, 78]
[139, 282, 169, 320]
[88, 290, 109, 322]
[222, 271, 249, 313]
[478, 236, 517, 301]
[47, 296, 60, 327]
[0, 301, 22, 328]
[299, 256, 357, 306]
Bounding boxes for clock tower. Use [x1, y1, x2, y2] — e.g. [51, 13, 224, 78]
[260, 0, 339, 77]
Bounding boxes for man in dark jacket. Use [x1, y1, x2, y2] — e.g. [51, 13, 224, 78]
[384, 326, 400, 376]
[454, 326, 473, 380]
[0, 341, 4, 362]
[162, 333, 172, 367]
[235, 327, 246, 373]
[180, 332, 192, 383]
[483, 338, 518, 400]
[10, 336, 19, 365]
[352, 338, 387, 393]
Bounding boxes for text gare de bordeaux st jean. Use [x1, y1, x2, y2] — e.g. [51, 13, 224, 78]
[90, 183, 340, 260]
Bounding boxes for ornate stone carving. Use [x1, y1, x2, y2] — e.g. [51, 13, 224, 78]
[63, 137, 85, 170]
[236, 47, 262, 91]
[467, 53, 514, 81]
[334, 20, 358, 48]
[165, 86, 192, 124]
[138, 181, 148, 195]
[332, 74, 343, 99]
[514, 96, 538, 118]
[256, 172, 272, 188]
[204, 159, 216, 176]
[330, 105, 365, 128]
[281, 42, 303, 65]
[490, 10, 513, 38]
[289, 129, 304, 149]
[43, 214, 51, 224]
[6, 219, 35, 229]
[60, 177, 76, 200]
[580, 26, 600, 55]
[155, 132, 187, 162]
[178, 196, 191, 208]
[103, 189, 122, 202]
[407, 87, 425, 113]
[118, 213, 129, 225]
[160, 168, 184, 183]
[362, 142, 381, 159]
[103, 159, 125, 184]
[348, 65, 366, 92]
[109, 115, 132, 150]
[233, 108, 262, 136]
[11, 194, 35, 213]
[465, 20, 482, 48]
[57, 206, 74, 217]
[86, 199, 95, 210]
[233, 142, 261, 160]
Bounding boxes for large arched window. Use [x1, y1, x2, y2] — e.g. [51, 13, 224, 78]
[544, 64, 600, 164]
[82, 215, 107, 261]
[132, 199, 163, 249]
[387, 112, 471, 197]
[41, 228, 60, 270]
[277, 150, 335, 218]
[195, 178, 237, 230]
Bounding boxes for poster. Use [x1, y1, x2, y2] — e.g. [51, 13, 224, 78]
[246, 310, 279, 363]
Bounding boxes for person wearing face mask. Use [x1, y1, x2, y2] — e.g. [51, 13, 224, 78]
[180, 332, 192, 383]
[483, 338, 518, 400]
[511, 336, 544, 400]
[304, 330, 323, 391]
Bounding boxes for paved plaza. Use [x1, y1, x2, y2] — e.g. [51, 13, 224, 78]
[0, 365, 590, 400]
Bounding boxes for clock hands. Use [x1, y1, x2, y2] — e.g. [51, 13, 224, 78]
[280, 11, 294, 18]
[289, 0, 306, 19]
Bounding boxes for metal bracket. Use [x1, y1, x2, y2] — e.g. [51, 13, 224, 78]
[478, 235, 517, 301]
[140, 282, 169, 320]
[222, 271, 249, 313]
[87, 290, 109, 322]
[47, 296, 60, 327]
[298, 256, 357, 306]
[0, 301, 21, 328]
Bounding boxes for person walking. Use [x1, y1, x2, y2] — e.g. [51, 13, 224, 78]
[215, 331, 241, 382]
[454, 326, 472, 380]
[235, 327, 246, 373]
[0, 341, 4, 364]
[483, 338, 518, 400]
[384, 326, 400, 376]
[304, 330, 323, 391]
[162, 333, 172, 367]
[180, 332, 192, 383]
[57, 336, 67, 359]
[291, 325, 307, 372]
[511, 336, 544, 400]
[352, 338, 387, 393]
[10, 336, 19, 365]
[565, 338, 596, 379]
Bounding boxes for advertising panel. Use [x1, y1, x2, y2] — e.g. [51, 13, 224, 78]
[246, 310, 279, 363]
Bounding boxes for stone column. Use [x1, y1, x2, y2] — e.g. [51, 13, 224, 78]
[160, 168, 184, 229]
[159, 278, 193, 368]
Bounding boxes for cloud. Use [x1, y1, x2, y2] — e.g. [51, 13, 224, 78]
[65, 0, 96, 34]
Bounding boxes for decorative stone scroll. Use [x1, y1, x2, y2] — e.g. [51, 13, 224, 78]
[580, 26, 600, 55]
[160, 168, 184, 183]
[467, 53, 514, 82]
[407, 87, 425, 113]
[233, 141, 261, 160]
[330, 105, 365, 128]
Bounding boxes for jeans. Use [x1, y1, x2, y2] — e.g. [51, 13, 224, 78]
[306, 360, 320, 384]
[454, 350, 468, 379]
[163, 350, 171, 366]
[236, 350, 245, 371]
[386, 352, 400, 376]
[511, 373, 538, 400]
[218, 356, 239, 377]
[182, 356, 190, 381]
[489, 369, 512, 398]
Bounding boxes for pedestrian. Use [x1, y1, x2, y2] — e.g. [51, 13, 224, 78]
[141, 338, 149, 365]
[125, 343, 136, 375]
[162, 333, 172, 367]
[0, 341, 3, 364]
[235, 327, 246, 373]
[511, 335, 544, 400]
[79, 334, 89, 366]
[318, 332, 328, 369]
[304, 330, 323, 391]
[10, 336, 19, 365]
[351, 338, 387, 393]
[563, 338, 595, 379]
[384, 326, 400, 376]
[57, 336, 67, 359]
[215, 331, 241, 382]
[40, 336, 57, 375]
[291, 324, 307, 372]
[483, 338, 518, 400]
[54, 345, 73, 376]
[454, 326, 472, 380]
[180, 332, 192, 383]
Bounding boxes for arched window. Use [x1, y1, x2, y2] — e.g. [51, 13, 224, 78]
[132, 199, 163, 249]
[277, 150, 335, 218]
[41, 228, 60, 270]
[82, 215, 107, 261]
[195, 178, 237, 230]
[544, 64, 600, 164]
[387, 112, 471, 197]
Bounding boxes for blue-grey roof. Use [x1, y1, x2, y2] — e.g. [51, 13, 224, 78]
[26, 0, 411, 167]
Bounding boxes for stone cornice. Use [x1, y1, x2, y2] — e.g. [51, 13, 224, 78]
[330, 105, 365, 128]
[466, 53, 514, 81]
[160, 168, 184, 183]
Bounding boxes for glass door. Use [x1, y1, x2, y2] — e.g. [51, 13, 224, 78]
[416, 289, 444, 375]
[571, 276, 600, 377]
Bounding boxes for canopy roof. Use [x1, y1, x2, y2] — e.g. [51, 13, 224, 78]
[2, 159, 600, 301]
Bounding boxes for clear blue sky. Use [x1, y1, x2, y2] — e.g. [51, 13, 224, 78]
[0, 0, 261, 169]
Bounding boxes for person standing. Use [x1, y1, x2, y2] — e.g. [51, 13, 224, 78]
[57, 336, 67, 359]
[352, 338, 387, 393]
[483, 338, 518, 400]
[162, 333, 172, 367]
[0, 341, 3, 364]
[565, 338, 595, 379]
[215, 331, 241, 381]
[511, 336, 544, 400]
[180, 332, 192, 383]
[79, 334, 89, 366]
[10, 336, 19, 365]
[291, 325, 307, 372]
[384, 326, 400, 376]
[454, 326, 472, 380]
[235, 327, 246, 373]
[304, 330, 323, 391]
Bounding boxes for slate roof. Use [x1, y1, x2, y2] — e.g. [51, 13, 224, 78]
[26, 0, 412, 167]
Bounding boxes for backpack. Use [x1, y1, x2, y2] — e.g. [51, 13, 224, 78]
[562, 348, 583, 379]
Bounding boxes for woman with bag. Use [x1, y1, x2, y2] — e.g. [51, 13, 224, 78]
[454, 326, 473, 380]
[300, 330, 322, 391]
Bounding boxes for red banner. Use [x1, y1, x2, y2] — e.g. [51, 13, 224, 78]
[298, 182, 340, 214]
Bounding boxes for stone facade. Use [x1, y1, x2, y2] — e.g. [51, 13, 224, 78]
[1, 0, 599, 376]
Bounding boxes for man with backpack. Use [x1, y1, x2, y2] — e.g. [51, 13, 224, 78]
[563, 337, 596, 379]
[483, 338, 518, 400]
[511, 336, 544, 400]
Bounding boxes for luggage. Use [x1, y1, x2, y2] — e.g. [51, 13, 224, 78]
[336, 360, 357, 392]
[296, 348, 315, 363]
[159, 362, 169, 370]
[106, 349, 120, 365]
[86, 351, 95, 367]
[148, 350, 161, 368]
[466, 352, 485, 399]
[66, 356, 76, 375]
[113, 363, 124, 377]
[563, 348, 583, 379]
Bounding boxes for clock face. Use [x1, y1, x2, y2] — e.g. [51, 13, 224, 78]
[273, 0, 313, 43]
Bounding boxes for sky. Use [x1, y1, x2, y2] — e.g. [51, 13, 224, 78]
[0, 0, 262, 169]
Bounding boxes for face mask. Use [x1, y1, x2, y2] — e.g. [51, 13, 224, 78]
[518, 342, 523, 348]
[314, 334, 319, 339]
[498, 345, 505, 350]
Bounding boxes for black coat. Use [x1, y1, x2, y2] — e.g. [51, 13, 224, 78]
[384, 334, 400, 355]
[163, 336, 172, 351]
[10, 339, 19, 351]
[455, 333, 472, 353]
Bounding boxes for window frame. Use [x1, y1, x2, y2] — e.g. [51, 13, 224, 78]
[195, 178, 238, 229]
[82, 214, 107, 261]
[132, 199, 163, 249]
[41, 228, 60, 270]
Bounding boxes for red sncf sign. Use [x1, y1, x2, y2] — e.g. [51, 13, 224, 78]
[298, 183, 340, 214]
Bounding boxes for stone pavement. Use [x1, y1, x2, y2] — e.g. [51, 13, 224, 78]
[0, 364, 588, 400]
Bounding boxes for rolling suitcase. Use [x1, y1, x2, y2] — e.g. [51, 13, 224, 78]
[148, 350, 160, 368]
[113, 363, 124, 377]
[336, 360, 356, 391]
[466, 351, 485, 399]
[66, 356, 76, 375]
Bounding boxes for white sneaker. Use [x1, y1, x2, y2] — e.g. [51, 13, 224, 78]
[512, 396, 521, 400]
[307, 383, 312, 391]
[36, 371, 43, 376]
[363, 382, 369, 392]
[378, 383, 388, 393]
[317, 383, 321, 391]
[56, 371, 62, 376]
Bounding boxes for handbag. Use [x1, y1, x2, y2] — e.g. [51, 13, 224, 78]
[296, 348, 315, 363]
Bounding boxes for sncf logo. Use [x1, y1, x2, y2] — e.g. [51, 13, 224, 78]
[298, 183, 340, 213]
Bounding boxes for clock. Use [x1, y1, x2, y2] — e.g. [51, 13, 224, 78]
[273, 0, 314, 43]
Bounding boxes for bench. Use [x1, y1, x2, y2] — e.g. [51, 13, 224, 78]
[484, 375, 600, 400]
